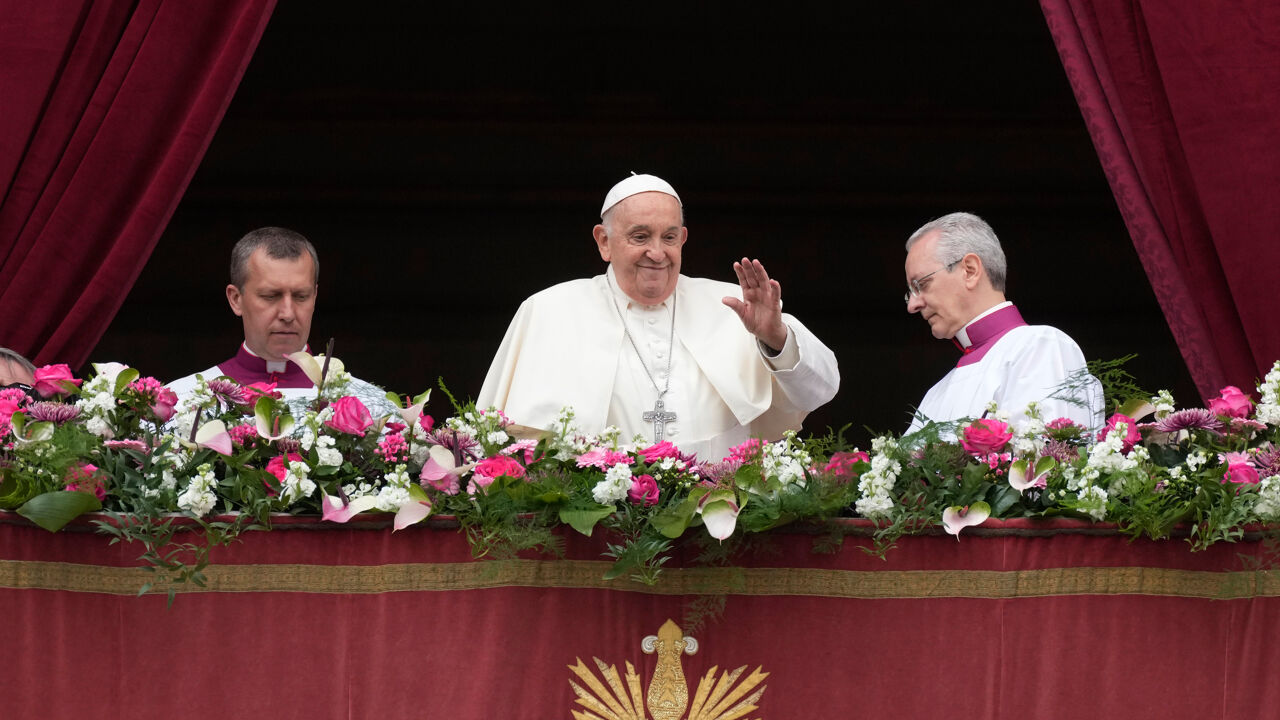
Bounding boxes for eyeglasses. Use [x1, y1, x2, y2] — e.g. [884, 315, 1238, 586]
[1, 382, 38, 399]
[904, 259, 960, 303]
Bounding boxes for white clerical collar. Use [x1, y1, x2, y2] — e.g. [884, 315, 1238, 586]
[605, 265, 673, 311]
[953, 301, 1013, 348]
[241, 342, 291, 374]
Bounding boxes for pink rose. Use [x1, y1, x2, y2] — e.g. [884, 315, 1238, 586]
[1225, 462, 1260, 485]
[961, 418, 1013, 454]
[473, 455, 526, 482]
[129, 377, 178, 423]
[639, 441, 680, 463]
[628, 474, 660, 506]
[1208, 386, 1253, 419]
[33, 364, 82, 398]
[265, 452, 305, 482]
[325, 396, 374, 436]
[1097, 413, 1142, 454]
[823, 451, 870, 480]
[242, 382, 282, 405]
[264, 452, 305, 496]
[419, 414, 435, 432]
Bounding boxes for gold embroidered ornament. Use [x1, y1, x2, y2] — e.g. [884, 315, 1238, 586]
[567, 619, 768, 720]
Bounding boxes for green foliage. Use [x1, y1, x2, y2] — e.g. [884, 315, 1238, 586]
[1086, 354, 1151, 412]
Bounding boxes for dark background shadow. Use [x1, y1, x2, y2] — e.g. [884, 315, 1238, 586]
[91, 2, 1198, 446]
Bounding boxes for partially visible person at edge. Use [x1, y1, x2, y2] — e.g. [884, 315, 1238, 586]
[0, 347, 36, 391]
[902, 211, 1104, 435]
[477, 173, 840, 461]
[166, 227, 396, 419]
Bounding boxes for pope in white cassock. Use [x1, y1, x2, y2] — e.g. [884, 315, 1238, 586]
[477, 173, 840, 461]
[903, 212, 1105, 434]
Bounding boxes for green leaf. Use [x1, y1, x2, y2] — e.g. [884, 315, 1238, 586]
[113, 367, 141, 396]
[17, 490, 102, 532]
[649, 494, 701, 538]
[989, 484, 1022, 516]
[558, 504, 615, 536]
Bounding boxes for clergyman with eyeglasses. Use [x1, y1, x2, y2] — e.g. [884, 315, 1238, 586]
[902, 212, 1104, 433]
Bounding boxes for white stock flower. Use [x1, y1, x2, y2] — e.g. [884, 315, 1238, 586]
[279, 461, 316, 504]
[592, 462, 632, 504]
[177, 464, 218, 517]
[1075, 485, 1109, 521]
[1254, 476, 1280, 521]
[315, 435, 342, 467]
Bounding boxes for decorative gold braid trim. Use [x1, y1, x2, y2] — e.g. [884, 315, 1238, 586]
[2, 558, 1279, 599]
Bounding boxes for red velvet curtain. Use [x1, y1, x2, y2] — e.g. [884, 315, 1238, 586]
[0, 0, 276, 367]
[1040, 0, 1280, 401]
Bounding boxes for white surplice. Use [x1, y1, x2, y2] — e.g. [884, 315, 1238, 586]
[477, 267, 839, 461]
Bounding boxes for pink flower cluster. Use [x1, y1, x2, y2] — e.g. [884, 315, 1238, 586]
[469, 455, 526, 493]
[63, 462, 105, 500]
[376, 423, 410, 464]
[128, 376, 177, 423]
[576, 447, 632, 469]
[0, 387, 31, 437]
[822, 451, 870, 481]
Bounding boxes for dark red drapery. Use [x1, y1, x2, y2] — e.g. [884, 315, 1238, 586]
[1040, 0, 1280, 401]
[5, 517, 1280, 719]
[0, 0, 276, 367]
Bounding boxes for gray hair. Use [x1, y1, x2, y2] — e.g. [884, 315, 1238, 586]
[229, 227, 319, 289]
[905, 212, 1007, 292]
[0, 347, 36, 376]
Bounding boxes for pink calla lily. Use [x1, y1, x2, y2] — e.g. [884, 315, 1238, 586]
[942, 501, 991, 538]
[194, 420, 233, 456]
[1008, 456, 1056, 493]
[420, 445, 475, 482]
[321, 493, 378, 523]
[393, 500, 432, 531]
[286, 351, 344, 387]
[697, 489, 741, 541]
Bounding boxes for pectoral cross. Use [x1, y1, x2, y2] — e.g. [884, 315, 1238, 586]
[642, 398, 677, 443]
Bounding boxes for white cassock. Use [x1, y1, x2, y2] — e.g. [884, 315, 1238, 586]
[907, 302, 1105, 435]
[477, 266, 840, 461]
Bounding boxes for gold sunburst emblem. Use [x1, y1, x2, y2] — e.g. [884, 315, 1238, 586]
[567, 619, 768, 720]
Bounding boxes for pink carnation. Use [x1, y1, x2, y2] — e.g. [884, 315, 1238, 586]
[576, 448, 632, 469]
[628, 474, 660, 506]
[639, 441, 681, 463]
[1208, 386, 1253, 419]
[961, 418, 1013, 455]
[242, 382, 282, 405]
[325, 396, 374, 436]
[33, 364, 82, 398]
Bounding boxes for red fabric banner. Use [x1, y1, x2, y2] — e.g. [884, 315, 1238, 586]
[4, 517, 1279, 719]
[1040, 0, 1280, 400]
[0, 0, 276, 367]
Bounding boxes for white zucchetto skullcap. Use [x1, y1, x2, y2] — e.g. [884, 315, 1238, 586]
[600, 172, 682, 218]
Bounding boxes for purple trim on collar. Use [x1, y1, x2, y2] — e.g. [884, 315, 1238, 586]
[955, 305, 1027, 368]
[216, 345, 313, 388]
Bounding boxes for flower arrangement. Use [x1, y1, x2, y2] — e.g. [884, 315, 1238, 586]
[5, 354, 1280, 597]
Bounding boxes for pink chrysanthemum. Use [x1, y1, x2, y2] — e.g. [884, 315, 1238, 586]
[25, 401, 80, 424]
[207, 379, 248, 408]
[1041, 439, 1080, 464]
[275, 437, 302, 454]
[430, 429, 481, 460]
[695, 459, 742, 484]
[1253, 444, 1280, 477]
[1153, 409, 1224, 434]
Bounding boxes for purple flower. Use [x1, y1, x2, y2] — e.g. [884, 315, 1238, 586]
[1041, 439, 1080, 464]
[1152, 409, 1224, 434]
[207, 379, 248, 408]
[25, 401, 80, 425]
[1253, 444, 1280, 477]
